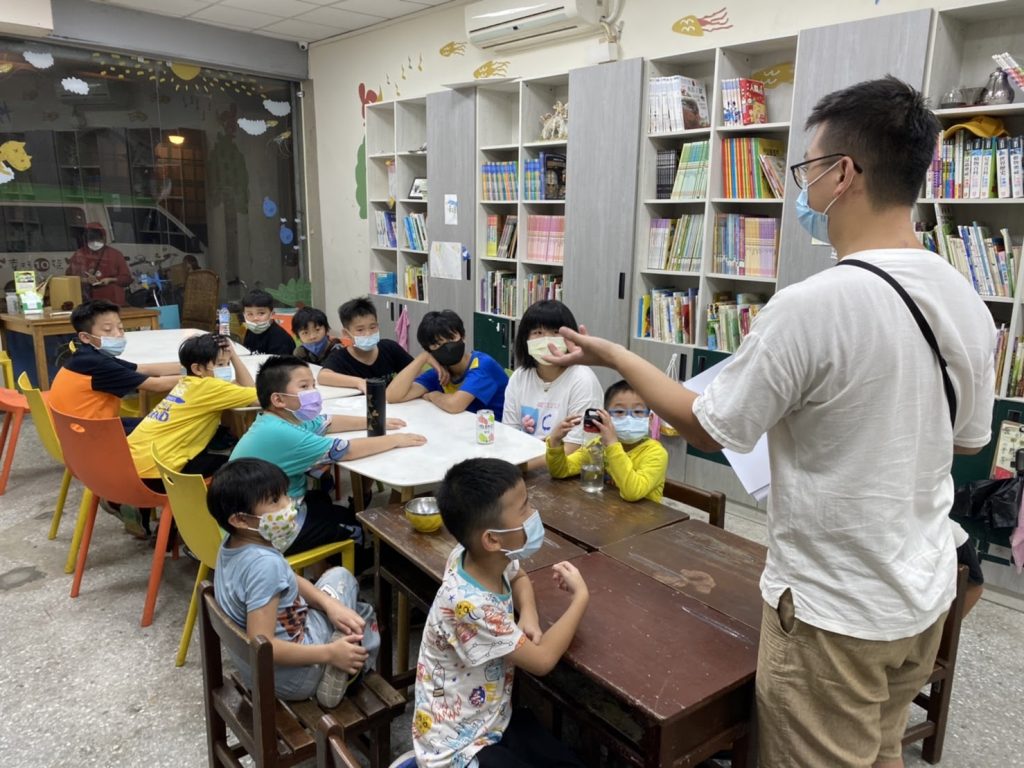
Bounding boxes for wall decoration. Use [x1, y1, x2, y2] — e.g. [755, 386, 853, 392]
[439, 41, 467, 57]
[0, 140, 32, 185]
[61, 77, 89, 95]
[127, 110, 148, 122]
[279, 223, 294, 245]
[540, 101, 568, 140]
[263, 197, 278, 218]
[87, 52, 266, 97]
[355, 138, 367, 220]
[359, 83, 380, 119]
[672, 7, 732, 37]
[474, 60, 511, 79]
[270, 130, 292, 158]
[263, 99, 291, 117]
[0, 62, 13, 75]
[22, 51, 54, 69]
[267, 277, 312, 307]
[750, 62, 795, 89]
[238, 117, 279, 136]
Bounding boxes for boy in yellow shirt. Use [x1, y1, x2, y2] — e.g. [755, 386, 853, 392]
[129, 333, 259, 492]
[546, 379, 668, 502]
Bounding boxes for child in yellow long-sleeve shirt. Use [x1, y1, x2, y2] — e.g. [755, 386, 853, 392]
[546, 379, 668, 502]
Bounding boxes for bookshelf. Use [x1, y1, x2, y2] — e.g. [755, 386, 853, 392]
[365, 98, 429, 305]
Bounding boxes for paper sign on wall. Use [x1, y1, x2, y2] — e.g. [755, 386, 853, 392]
[429, 241, 464, 280]
[444, 194, 458, 225]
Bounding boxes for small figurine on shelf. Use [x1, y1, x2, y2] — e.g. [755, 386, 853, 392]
[540, 101, 568, 141]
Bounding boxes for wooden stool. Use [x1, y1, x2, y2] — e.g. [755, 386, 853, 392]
[0, 388, 29, 494]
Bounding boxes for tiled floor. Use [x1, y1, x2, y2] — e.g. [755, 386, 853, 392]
[1, 426, 1023, 766]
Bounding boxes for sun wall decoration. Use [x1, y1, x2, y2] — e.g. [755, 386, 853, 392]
[86, 52, 267, 97]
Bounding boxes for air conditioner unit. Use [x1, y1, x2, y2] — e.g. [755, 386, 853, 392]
[465, 0, 603, 51]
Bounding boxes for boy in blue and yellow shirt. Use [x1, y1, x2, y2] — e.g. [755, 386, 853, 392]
[386, 309, 507, 419]
[547, 379, 668, 502]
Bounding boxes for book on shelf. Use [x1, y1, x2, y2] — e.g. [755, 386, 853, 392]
[706, 292, 765, 352]
[924, 203, 1019, 298]
[656, 149, 680, 199]
[481, 161, 519, 201]
[648, 75, 710, 133]
[721, 78, 767, 127]
[386, 160, 396, 202]
[481, 270, 517, 316]
[712, 213, 779, 277]
[402, 212, 428, 251]
[992, 52, 1024, 91]
[370, 271, 397, 295]
[646, 214, 704, 271]
[485, 214, 504, 257]
[924, 132, 1024, 199]
[496, 215, 519, 260]
[669, 140, 710, 199]
[636, 286, 698, 344]
[404, 265, 426, 300]
[758, 153, 786, 198]
[995, 323, 1008, 394]
[721, 137, 785, 198]
[522, 273, 563, 307]
[523, 153, 567, 200]
[525, 214, 565, 263]
[374, 210, 397, 247]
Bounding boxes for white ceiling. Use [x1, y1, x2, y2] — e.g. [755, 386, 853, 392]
[90, 0, 453, 43]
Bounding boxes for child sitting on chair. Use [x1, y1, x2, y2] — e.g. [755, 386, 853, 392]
[292, 305, 368, 394]
[546, 379, 669, 502]
[209, 458, 379, 706]
[413, 458, 588, 768]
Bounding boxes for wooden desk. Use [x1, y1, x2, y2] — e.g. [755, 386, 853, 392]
[531, 552, 756, 767]
[525, 473, 689, 551]
[1, 307, 159, 389]
[357, 504, 585, 685]
[602, 519, 766, 633]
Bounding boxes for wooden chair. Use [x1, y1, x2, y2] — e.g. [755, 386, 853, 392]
[199, 582, 407, 768]
[50, 408, 175, 626]
[315, 715, 362, 768]
[662, 479, 727, 529]
[181, 269, 220, 332]
[902, 564, 969, 764]
[16, 372, 75, 539]
[154, 448, 356, 667]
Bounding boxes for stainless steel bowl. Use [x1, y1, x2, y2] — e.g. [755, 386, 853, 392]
[404, 497, 442, 533]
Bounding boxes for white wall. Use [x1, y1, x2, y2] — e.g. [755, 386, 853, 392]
[0, 0, 53, 38]
[307, 0, 991, 316]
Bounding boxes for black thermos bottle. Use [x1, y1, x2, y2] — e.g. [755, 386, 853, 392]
[366, 377, 386, 437]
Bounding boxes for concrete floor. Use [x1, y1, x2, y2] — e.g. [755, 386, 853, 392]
[2, 425, 1023, 767]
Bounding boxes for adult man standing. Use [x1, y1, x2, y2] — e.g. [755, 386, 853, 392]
[66, 222, 132, 305]
[549, 77, 995, 767]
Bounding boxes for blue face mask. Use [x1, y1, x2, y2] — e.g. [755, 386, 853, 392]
[213, 365, 234, 382]
[302, 336, 330, 356]
[353, 332, 380, 351]
[611, 415, 650, 444]
[795, 159, 844, 245]
[93, 334, 127, 357]
[489, 510, 545, 561]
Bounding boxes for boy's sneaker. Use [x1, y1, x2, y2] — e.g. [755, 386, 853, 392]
[316, 631, 351, 708]
[100, 500, 148, 539]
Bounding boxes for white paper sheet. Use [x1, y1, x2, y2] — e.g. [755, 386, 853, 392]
[683, 358, 771, 502]
[444, 194, 458, 225]
[429, 241, 464, 280]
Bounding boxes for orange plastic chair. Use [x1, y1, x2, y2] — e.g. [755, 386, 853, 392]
[16, 372, 75, 539]
[153, 447, 355, 667]
[50, 408, 176, 627]
[0, 387, 29, 495]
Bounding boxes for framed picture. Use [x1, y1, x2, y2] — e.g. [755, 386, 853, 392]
[408, 177, 428, 199]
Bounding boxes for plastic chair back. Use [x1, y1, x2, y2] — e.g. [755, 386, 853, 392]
[16, 371, 63, 464]
[153, 448, 221, 570]
[50, 407, 166, 510]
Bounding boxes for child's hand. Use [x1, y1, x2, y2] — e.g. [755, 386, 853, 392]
[521, 413, 536, 434]
[593, 408, 619, 447]
[326, 634, 369, 675]
[355, 378, 367, 394]
[393, 433, 427, 448]
[552, 561, 588, 599]
[323, 602, 365, 635]
[548, 415, 580, 445]
[424, 354, 451, 387]
[385, 417, 407, 430]
[517, 610, 543, 643]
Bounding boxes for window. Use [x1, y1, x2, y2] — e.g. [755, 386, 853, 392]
[0, 205, 84, 253]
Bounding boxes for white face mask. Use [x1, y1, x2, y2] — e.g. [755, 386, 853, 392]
[87, 240, 103, 252]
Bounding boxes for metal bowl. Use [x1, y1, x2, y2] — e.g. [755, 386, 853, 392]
[404, 497, 443, 534]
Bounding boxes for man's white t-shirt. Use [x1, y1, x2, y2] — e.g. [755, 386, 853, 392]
[502, 364, 603, 445]
[694, 249, 995, 641]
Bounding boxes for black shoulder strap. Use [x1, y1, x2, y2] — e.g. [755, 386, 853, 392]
[837, 259, 957, 428]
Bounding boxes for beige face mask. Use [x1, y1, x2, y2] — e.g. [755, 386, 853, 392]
[527, 335, 568, 363]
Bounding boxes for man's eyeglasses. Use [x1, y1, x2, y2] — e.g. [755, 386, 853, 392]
[608, 408, 651, 419]
[789, 154, 863, 190]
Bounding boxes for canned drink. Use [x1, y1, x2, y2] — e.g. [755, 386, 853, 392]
[476, 409, 496, 444]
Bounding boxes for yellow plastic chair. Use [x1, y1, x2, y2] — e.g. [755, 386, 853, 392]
[153, 448, 355, 667]
[16, 371, 76, 540]
[0, 350, 13, 390]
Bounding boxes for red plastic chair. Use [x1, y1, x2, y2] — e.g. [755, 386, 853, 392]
[0, 388, 30, 495]
[50, 408, 177, 627]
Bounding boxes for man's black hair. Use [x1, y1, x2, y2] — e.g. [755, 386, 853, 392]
[71, 299, 121, 334]
[207, 458, 290, 533]
[513, 299, 579, 369]
[437, 458, 523, 550]
[416, 310, 465, 350]
[805, 75, 940, 208]
[255, 355, 309, 409]
[338, 296, 378, 327]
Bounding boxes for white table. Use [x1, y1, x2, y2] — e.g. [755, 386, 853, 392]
[241, 354, 361, 401]
[324, 397, 546, 504]
[122, 327, 249, 365]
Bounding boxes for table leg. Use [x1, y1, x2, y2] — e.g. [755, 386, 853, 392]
[351, 473, 366, 512]
[33, 329, 49, 390]
[374, 537, 395, 683]
[397, 593, 410, 675]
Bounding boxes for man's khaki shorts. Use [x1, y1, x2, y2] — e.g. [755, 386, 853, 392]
[756, 590, 947, 767]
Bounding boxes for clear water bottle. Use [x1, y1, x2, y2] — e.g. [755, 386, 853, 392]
[580, 442, 604, 493]
[218, 304, 230, 337]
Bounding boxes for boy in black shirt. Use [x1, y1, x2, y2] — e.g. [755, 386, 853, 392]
[294, 305, 367, 392]
[240, 289, 296, 355]
[322, 297, 413, 384]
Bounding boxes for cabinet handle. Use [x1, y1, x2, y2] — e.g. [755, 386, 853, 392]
[390, 302, 395, 322]
[617, 273, 625, 300]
